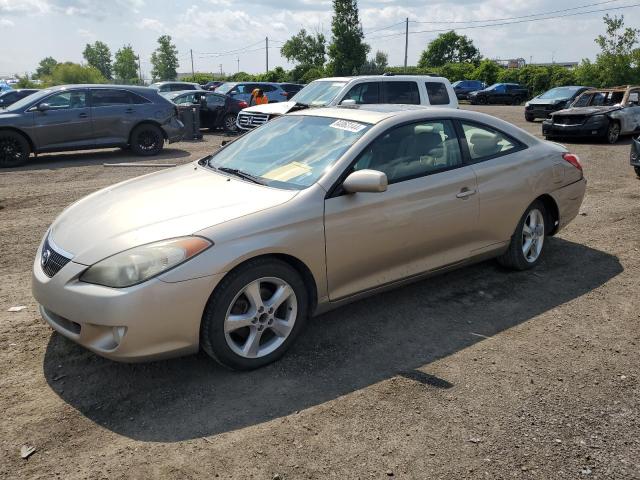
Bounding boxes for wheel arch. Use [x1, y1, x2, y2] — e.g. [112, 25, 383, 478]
[0, 127, 36, 153]
[536, 193, 560, 236]
[128, 120, 167, 145]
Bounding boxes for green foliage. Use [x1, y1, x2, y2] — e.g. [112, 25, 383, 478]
[439, 62, 476, 82]
[255, 67, 291, 83]
[181, 73, 215, 84]
[361, 50, 389, 74]
[418, 31, 481, 68]
[471, 60, 501, 86]
[228, 71, 255, 82]
[34, 57, 58, 79]
[281, 29, 326, 69]
[301, 67, 326, 84]
[42, 62, 105, 86]
[113, 45, 139, 84]
[328, 0, 369, 76]
[83, 41, 112, 79]
[150, 35, 179, 81]
[15, 75, 39, 89]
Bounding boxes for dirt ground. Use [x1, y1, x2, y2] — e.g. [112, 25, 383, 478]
[0, 106, 638, 480]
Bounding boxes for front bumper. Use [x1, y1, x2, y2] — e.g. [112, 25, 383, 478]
[163, 117, 186, 143]
[32, 245, 224, 362]
[542, 121, 607, 138]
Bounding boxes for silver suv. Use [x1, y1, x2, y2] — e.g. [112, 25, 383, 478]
[0, 84, 185, 167]
[236, 75, 458, 131]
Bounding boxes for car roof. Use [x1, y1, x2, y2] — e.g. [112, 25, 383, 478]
[165, 89, 208, 96]
[289, 104, 450, 124]
[313, 75, 449, 83]
[35, 84, 160, 94]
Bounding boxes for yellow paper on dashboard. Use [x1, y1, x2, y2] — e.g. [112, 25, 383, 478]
[263, 162, 312, 182]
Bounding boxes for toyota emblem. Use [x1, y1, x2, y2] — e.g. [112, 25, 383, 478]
[41, 248, 51, 268]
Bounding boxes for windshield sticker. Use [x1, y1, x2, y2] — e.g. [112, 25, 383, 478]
[329, 119, 367, 133]
[263, 162, 312, 182]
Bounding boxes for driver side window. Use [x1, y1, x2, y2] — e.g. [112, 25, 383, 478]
[42, 91, 87, 110]
[353, 120, 462, 184]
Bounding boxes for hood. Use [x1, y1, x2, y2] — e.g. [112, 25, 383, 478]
[527, 97, 570, 106]
[241, 101, 297, 115]
[50, 163, 298, 265]
[552, 105, 622, 117]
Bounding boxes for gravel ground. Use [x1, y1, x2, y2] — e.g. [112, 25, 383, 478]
[0, 106, 638, 480]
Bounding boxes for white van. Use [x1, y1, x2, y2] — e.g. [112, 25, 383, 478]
[236, 75, 458, 131]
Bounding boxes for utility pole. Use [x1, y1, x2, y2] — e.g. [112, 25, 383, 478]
[190, 49, 195, 77]
[137, 55, 142, 83]
[219, 64, 223, 78]
[237, 56, 240, 73]
[266, 36, 269, 73]
[404, 17, 409, 72]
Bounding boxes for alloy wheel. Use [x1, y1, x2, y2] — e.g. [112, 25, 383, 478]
[224, 277, 297, 359]
[138, 130, 161, 151]
[224, 114, 237, 133]
[0, 137, 25, 167]
[522, 208, 545, 263]
[607, 123, 620, 144]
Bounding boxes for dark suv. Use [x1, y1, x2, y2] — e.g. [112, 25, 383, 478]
[451, 80, 485, 100]
[469, 83, 529, 105]
[0, 84, 185, 167]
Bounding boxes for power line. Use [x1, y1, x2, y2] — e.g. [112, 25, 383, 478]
[409, 0, 622, 24]
[197, 40, 264, 57]
[363, 20, 406, 36]
[367, 2, 640, 40]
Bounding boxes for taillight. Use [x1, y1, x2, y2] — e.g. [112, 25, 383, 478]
[238, 100, 248, 108]
[282, 92, 289, 99]
[562, 153, 582, 171]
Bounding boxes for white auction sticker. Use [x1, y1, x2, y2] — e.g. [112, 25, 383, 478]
[329, 119, 367, 133]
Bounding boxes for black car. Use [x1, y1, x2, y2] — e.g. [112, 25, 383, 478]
[0, 84, 185, 167]
[631, 135, 640, 177]
[525, 86, 591, 121]
[202, 81, 224, 91]
[279, 82, 304, 100]
[163, 90, 246, 133]
[469, 83, 529, 105]
[451, 80, 485, 100]
[0, 89, 39, 108]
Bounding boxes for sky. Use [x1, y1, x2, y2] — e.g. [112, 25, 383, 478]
[0, 0, 638, 79]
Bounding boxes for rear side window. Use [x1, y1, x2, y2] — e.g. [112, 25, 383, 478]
[261, 85, 277, 92]
[281, 84, 302, 94]
[461, 122, 521, 162]
[343, 82, 380, 104]
[205, 94, 225, 106]
[425, 82, 450, 105]
[383, 81, 420, 105]
[91, 89, 132, 106]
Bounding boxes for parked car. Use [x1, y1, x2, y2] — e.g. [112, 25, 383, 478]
[216, 81, 302, 105]
[202, 81, 224, 91]
[631, 134, 640, 177]
[0, 89, 39, 108]
[163, 89, 246, 133]
[237, 75, 458, 131]
[543, 86, 640, 144]
[279, 82, 305, 100]
[150, 81, 200, 93]
[525, 86, 592, 121]
[0, 82, 12, 92]
[469, 83, 529, 105]
[452, 80, 485, 100]
[0, 84, 184, 167]
[32, 105, 585, 369]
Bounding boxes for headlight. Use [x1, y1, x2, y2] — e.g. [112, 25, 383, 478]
[80, 236, 212, 288]
[525, 102, 530, 107]
[586, 115, 606, 124]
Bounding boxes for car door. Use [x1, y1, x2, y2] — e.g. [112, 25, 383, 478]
[30, 89, 93, 150]
[621, 89, 640, 133]
[458, 120, 532, 248]
[90, 88, 141, 146]
[203, 93, 227, 127]
[324, 119, 480, 300]
[489, 85, 505, 103]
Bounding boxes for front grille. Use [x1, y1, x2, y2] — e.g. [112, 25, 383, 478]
[41, 236, 71, 277]
[554, 115, 586, 126]
[237, 112, 270, 129]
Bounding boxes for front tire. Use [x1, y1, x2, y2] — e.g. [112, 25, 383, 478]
[223, 113, 238, 134]
[634, 166, 640, 178]
[200, 258, 309, 370]
[605, 121, 620, 144]
[525, 114, 534, 122]
[498, 201, 547, 270]
[0, 131, 30, 168]
[130, 124, 164, 156]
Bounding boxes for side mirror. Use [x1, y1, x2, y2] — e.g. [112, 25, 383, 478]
[37, 103, 50, 112]
[340, 99, 357, 106]
[343, 169, 387, 193]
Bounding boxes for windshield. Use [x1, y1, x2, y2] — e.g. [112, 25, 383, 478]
[452, 81, 463, 87]
[539, 87, 581, 100]
[290, 80, 347, 106]
[572, 91, 624, 107]
[206, 115, 370, 189]
[486, 84, 501, 91]
[215, 82, 237, 94]
[5, 88, 51, 111]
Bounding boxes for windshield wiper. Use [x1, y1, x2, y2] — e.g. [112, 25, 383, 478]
[217, 167, 266, 185]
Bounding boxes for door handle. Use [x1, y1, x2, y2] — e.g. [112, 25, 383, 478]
[456, 188, 477, 199]
[125, 108, 134, 114]
[78, 112, 88, 118]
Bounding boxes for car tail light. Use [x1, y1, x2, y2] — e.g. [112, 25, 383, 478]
[282, 92, 290, 99]
[238, 100, 248, 108]
[562, 153, 582, 171]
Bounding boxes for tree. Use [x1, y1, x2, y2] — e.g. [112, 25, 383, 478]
[418, 31, 481, 68]
[328, 0, 369, 76]
[113, 45, 139, 84]
[281, 29, 326, 69]
[471, 60, 501, 86]
[361, 50, 388, 74]
[150, 35, 179, 81]
[34, 57, 58, 79]
[45, 62, 105, 85]
[83, 41, 112, 79]
[15, 74, 38, 88]
[438, 62, 476, 82]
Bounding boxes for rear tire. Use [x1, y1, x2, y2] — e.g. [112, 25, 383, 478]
[130, 124, 164, 156]
[498, 200, 548, 271]
[223, 113, 238, 134]
[200, 258, 309, 370]
[0, 130, 30, 168]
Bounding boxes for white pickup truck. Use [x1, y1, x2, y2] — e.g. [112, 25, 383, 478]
[236, 75, 458, 131]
